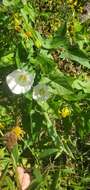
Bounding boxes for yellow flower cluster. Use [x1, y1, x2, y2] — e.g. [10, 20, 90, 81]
[34, 39, 42, 48]
[61, 107, 71, 118]
[67, 0, 78, 6]
[58, 107, 71, 118]
[12, 126, 25, 140]
[24, 31, 32, 39]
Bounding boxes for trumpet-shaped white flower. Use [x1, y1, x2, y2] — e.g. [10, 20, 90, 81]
[6, 69, 35, 94]
[33, 84, 49, 101]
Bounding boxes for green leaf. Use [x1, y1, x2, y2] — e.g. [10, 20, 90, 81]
[43, 23, 69, 49]
[5, 176, 16, 190]
[0, 53, 14, 68]
[15, 48, 20, 68]
[63, 143, 74, 159]
[49, 69, 74, 90]
[44, 36, 68, 49]
[11, 144, 19, 164]
[72, 79, 90, 93]
[33, 167, 43, 183]
[60, 47, 90, 68]
[50, 81, 73, 96]
[39, 148, 58, 158]
[44, 112, 60, 146]
[31, 49, 55, 74]
[41, 77, 73, 97]
[55, 148, 64, 159]
[81, 177, 90, 184]
[3, 0, 20, 6]
[22, 4, 35, 23]
[0, 163, 9, 188]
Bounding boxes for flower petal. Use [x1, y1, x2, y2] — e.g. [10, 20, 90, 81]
[6, 69, 35, 94]
[17, 166, 24, 184]
[22, 173, 31, 190]
[33, 84, 49, 101]
[17, 167, 31, 190]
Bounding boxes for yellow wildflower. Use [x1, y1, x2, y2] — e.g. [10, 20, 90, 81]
[67, 0, 77, 6]
[0, 123, 5, 129]
[14, 17, 20, 26]
[61, 107, 71, 118]
[35, 39, 42, 48]
[24, 31, 32, 39]
[12, 126, 25, 140]
[13, 13, 21, 32]
[15, 25, 21, 32]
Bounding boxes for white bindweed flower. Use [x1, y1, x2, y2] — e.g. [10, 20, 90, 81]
[6, 69, 35, 94]
[33, 84, 49, 101]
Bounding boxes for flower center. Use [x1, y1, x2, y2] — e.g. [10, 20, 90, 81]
[19, 74, 28, 82]
[39, 88, 45, 96]
[16, 73, 30, 86]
